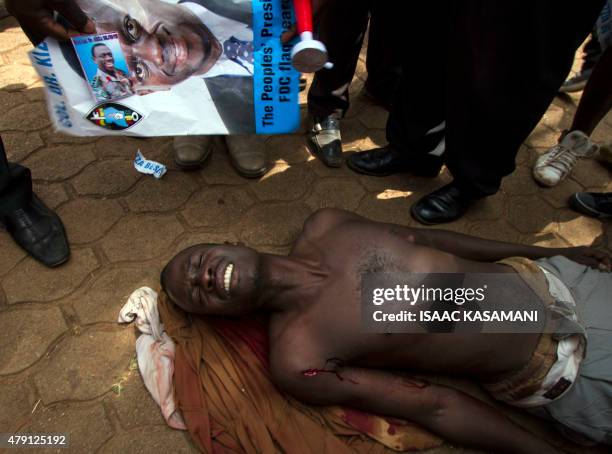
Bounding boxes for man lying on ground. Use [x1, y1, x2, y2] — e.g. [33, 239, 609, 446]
[161, 208, 612, 453]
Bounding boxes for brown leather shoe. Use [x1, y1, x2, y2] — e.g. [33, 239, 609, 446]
[173, 135, 214, 170]
[224, 135, 268, 178]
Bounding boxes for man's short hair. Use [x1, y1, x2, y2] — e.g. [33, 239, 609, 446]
[91, 43, 109, 58]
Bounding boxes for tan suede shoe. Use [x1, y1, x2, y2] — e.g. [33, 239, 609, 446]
[173, 135, 214, 169]
[224, 135, 268, 178]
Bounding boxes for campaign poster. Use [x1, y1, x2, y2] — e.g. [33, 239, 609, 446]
[29, 0, 300, 136]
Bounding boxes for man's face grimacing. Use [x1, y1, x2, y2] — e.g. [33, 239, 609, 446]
[93, 44, 115, 72]
[162, 244, 263, 316]
[76, 0, 222, 88]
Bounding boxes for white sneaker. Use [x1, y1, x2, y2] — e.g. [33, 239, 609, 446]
[533, 130, 599, 187]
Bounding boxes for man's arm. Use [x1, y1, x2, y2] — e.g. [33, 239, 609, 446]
[271, 360, 556, 454]
[391, 224, 611, 269]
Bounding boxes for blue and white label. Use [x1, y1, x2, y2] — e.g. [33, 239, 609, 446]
[134, 150, 167, 179]
[252, 0, 300, 134]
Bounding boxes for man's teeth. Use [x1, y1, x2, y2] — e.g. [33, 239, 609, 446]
[223, 264, 234, 294]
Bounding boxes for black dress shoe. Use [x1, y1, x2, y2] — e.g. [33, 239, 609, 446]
[2, 194, 70, 267]
[308, 116, 343, 168]
[347, 146, 442, 177]
[411, 183, 478, 225]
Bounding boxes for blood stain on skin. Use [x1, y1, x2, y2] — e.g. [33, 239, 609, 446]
[399, 377, 429, 389]
[301, 368, 359, 384]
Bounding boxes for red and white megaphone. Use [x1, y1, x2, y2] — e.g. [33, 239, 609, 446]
[291, 0, 333, 73]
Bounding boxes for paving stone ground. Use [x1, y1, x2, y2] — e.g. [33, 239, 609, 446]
[1, 16, 611, 454]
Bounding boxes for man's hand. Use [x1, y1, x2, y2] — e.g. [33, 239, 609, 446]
[561, 246, 612, 271]
[6, 0, 96, 45]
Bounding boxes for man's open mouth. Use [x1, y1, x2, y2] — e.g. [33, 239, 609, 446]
[223, 263, 234, 295]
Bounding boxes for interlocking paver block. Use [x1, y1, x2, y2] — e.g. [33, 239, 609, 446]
[34, 328, 135, 402]
[71, 266, 161, 325]
[22, 145, 96, 182]
[570, 159, 612, 190]
[306, 177, 365, 212]
[32, 182, 69, 210]
[3, 248, 99, 303]
[501, 166, 542, 196]
[507, 196, 558, 235]
[0, 90, 26, 112]
[72, 159, 141, 196]
[0, 382, 34, 432]
[240, 202, 311, 246]
[250, 163, 315, 201]
[357, 192, 416, 226]
[0, 306, 66, 375]
[58, 198, 125, 244]
[22, 403, 114, 453]
[0, 101, 50, 131]
[539, 179, 584, 209]
[110, 374, 166, 429]
[266, 134, 311, 164]
[0, 231, 26, 276]
[557, 212, 605, 246]
[95, 136, 171, 160]
[172, 231, 240, 256]
[2, 131, 44, 162]
[181, 186, 254, 228]
[101, 214, 184, 262]
[99, 426, 197, 453]
[201, 150, 250, 186]
[125, 171, 200, 213]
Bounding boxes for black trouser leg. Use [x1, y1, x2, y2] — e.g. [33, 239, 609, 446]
[387, 0, 604, 197]
[445, 0, 604, 197]
[0, 135, 32, 217]
[385, 3, 448, 156]
[307, 0, 370, 118]
[364, 1, 403, 108]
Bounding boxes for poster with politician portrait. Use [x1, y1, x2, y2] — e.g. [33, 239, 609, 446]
[29, 0, 300, 136]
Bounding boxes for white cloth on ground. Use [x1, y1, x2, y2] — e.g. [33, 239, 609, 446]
[118, 287, 186, 430]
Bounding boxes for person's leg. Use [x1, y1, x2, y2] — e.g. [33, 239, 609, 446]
[444, 0, 604, 198]
[533, 45, 611, 187]
[0, 136, 70, 267]
[307, 0, 370, 119]
[306, 0, 370, 167]
[0, 138, 32, 218]
[560, 30, 602, 93]
[570, 45, 612, 135]
[409, 0, 605, 225]
[347, 2, 448, 177]
[363, 1, 402, 110]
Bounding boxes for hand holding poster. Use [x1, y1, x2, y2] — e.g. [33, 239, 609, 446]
[29, 0, 300, 136]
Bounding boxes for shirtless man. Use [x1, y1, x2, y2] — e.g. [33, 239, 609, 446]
[162, 208, 612, 453]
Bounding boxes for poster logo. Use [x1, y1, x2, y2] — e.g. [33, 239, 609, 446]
[86, 103, 142, 130]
